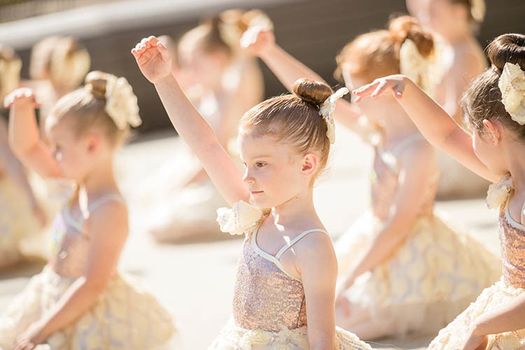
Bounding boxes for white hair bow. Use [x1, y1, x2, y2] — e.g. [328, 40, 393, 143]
[104, 76, 142, 130]
[498, 62, 525, 125]
[319, 87, 349, 144]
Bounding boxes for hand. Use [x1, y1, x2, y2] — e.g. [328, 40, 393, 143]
[462, 328, 489, 350]
[352, 75, 407, 103]
[3, 88, 39, 109]
[241, 28, 275, 57]
[131, 36, 172, 84]
[14, 321, 47, 350]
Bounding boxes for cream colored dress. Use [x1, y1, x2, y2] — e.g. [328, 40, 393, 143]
[0, 195, 175, 349]
[429, 176, 525, 349]
[336, 135, 500, 337]
[209, 202, 373, 350]
[0, 175, 42, 268]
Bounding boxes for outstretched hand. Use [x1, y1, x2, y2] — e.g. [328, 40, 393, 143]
[131, 36, 172, 84]
[352, 75, 406, 103]
[241, 28, 275, 57]
[4, 88, 39, 110]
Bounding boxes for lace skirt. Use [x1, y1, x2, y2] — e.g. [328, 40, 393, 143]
[335, 212, 500, 336]
[0, 267, 175, 349]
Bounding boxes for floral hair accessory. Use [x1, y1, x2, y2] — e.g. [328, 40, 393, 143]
[498, 62, 525, 125]
[319, 87, 349, 144]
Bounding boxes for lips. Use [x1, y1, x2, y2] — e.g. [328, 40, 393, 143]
[250, 190, 264, 195]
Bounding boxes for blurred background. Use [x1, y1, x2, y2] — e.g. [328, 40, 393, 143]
[0, 1, 524, 349]
[0, 0, 523, 133]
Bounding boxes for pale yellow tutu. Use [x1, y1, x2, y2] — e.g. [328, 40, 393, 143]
[336, 213, 500, 335]
[0, 176, 43, 267]
[429, 279, 525, 349]
[208, 319, 372, 350]
[0, 267, 175, 350]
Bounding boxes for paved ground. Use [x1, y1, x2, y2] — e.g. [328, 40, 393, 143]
[0, 128, 500, 349]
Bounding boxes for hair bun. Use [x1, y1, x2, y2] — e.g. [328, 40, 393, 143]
[85, 71, 110, 99]
[487, 33, 525, 71]
[389, 16, 434, 58]
[293, 79, 333, 106]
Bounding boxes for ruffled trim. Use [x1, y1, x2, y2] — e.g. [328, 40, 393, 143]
[209, 320, 372, 350]
[216, 201, 263, 236]
[486, 174, 513, 210]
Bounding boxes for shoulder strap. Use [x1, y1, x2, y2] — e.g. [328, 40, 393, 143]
[88, 194, 124, 213]
[275, 229, 329, 259]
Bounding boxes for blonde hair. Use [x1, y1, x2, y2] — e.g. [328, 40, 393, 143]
[0, 45, 22, 101]
[50, 71, 140, 147]
[178, 9, 269, 60]
[30, 36, 90, 91]
[240, 79, 333, 176]
[335, 16, 434, 84]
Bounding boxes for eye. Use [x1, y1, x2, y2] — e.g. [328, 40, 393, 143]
[255, 161, 266, 168]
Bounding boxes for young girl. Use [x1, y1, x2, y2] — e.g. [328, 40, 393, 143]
[136, 10, 267, 243]
[0, 71, 174, 349]
[27, 36, 90, 128]
[0, 44, 47, 268]
[406, 0, 489, 197]
[244, 15, 499, 339]
[353, 33, 525, 350]
[132, 35, 371, 349]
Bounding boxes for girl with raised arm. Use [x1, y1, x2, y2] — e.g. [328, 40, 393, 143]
[133, 35, 371, 350]
[0, 44, 47, 268]
[354, 33, 525, 350]
[137, 10, 267, 243]
[0, 71, 174, 349]
[244, 16, 499, 339]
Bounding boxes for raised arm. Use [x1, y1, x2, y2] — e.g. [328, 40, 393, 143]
[132, 37, 249, 205]
[353, 75, 499, 182]
[244, 30, 362, 131]
[5, 88, 62, 179]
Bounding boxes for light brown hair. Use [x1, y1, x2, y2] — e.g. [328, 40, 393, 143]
[240, 79, 333, 176]
[463, 34, 525, 138]
[335, 16, 434, 84]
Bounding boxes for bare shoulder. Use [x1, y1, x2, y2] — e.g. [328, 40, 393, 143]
[293, 230, 336, 262]
[86, 199, 128, 238]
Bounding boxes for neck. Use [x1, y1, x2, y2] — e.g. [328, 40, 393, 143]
[506, 146, 525, 196]
[271, 190, 318, 227]
[437, 24, 472, 44]
[80, 156, 119, 201]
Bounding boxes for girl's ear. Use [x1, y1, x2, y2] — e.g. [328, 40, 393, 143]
[301, 153, 319, 176]
[86, 133, 101, 154]
[482, 119, 502, 145]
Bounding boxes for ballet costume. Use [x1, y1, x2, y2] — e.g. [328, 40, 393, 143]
[0, 194, 175, 349]
[429, 175, 525, 349]
[209, 201, 373, 349]
[336, 134, 500, 336]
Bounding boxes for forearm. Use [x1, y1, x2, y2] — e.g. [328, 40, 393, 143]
[9, 104, 41, 157]
[399, 78, 459, 148]
[36, 278, 105, 339]
[260, 44, 326, 91]
[341, 217, 415, 289]
[473, 294, 525, 336]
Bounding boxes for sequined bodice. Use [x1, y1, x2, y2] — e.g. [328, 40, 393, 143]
[48, 194, 123, 278]
[232, 237, 307, 332]
[500, 207, 525, 288]
[370, 136, 438, 220]
[49, 206, 90, 278]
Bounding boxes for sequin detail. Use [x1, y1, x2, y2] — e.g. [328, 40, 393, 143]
[232, 238, 307, 332]
[501, 208, 525, 288]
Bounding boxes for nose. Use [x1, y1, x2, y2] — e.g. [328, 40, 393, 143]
[242, 167, 255, 185]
